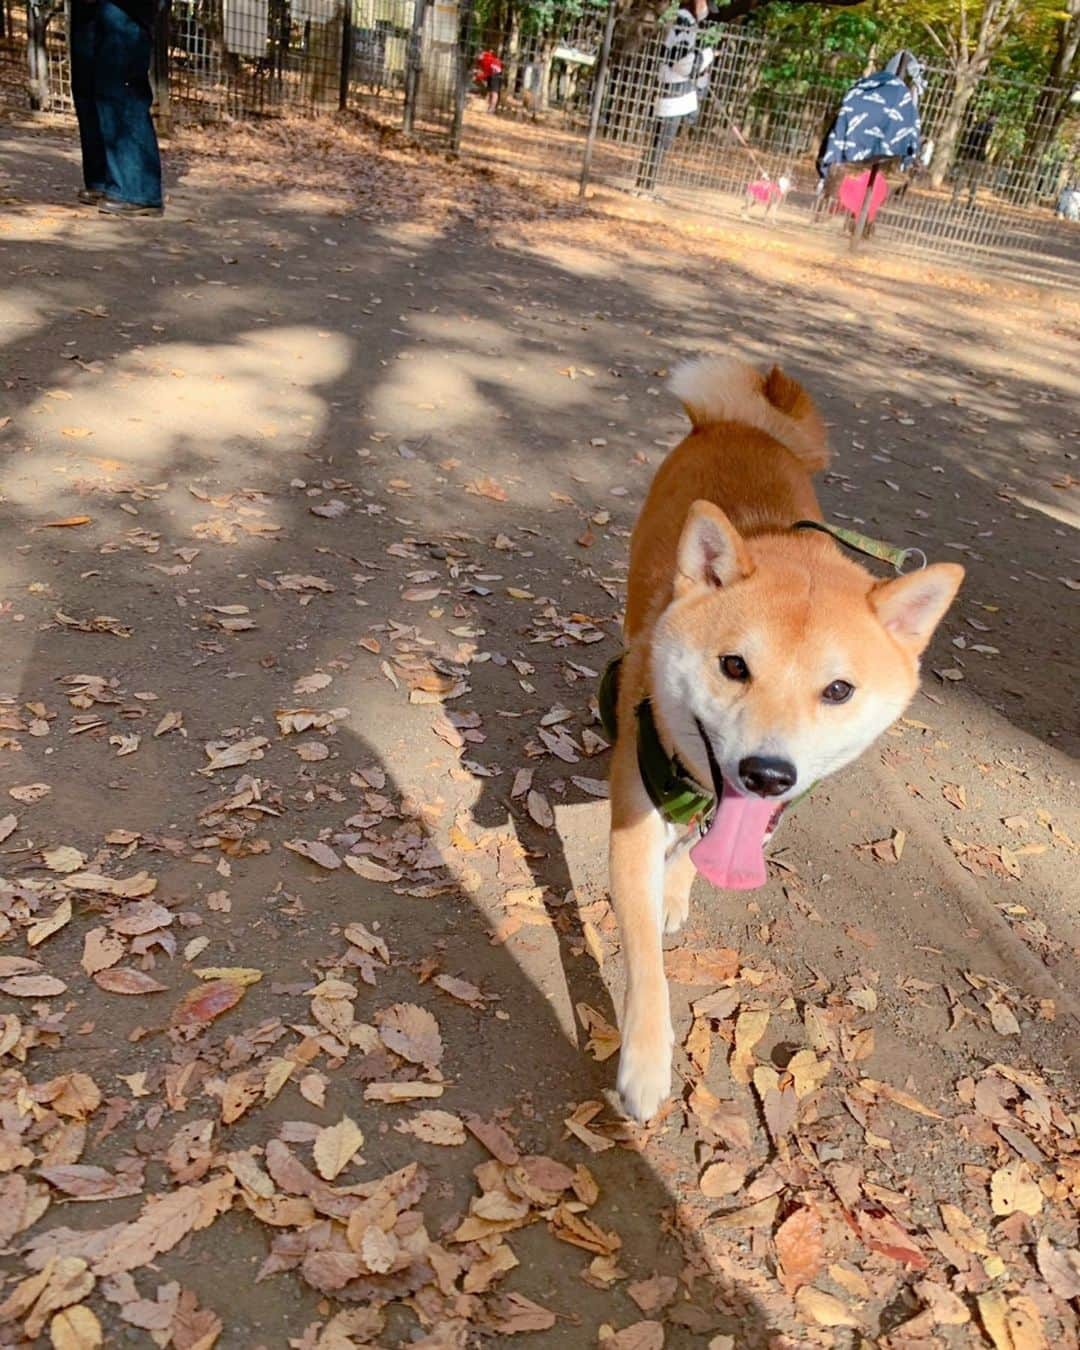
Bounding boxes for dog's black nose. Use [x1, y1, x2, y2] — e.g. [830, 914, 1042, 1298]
[738, 756, 796, 797]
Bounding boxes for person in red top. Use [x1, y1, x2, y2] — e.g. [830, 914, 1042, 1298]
[476, 50, 504, 113]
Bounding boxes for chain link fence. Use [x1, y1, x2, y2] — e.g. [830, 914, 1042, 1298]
[1, 0, 1077, 282]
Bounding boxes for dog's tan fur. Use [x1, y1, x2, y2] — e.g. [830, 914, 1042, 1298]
[610, 356, 963, 1122]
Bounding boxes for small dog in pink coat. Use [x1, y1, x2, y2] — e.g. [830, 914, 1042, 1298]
[741, 174, 793, 224]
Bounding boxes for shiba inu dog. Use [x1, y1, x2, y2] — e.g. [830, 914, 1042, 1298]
[607, 356, 963, 1123]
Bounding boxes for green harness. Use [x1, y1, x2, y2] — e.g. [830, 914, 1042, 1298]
[598, 657, 713, 825]
[598, 520, 923, 826]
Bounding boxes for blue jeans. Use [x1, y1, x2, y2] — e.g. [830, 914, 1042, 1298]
[70, 0, 162, 207]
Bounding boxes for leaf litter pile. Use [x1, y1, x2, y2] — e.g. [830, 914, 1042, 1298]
[1, 115, 1079, 1349]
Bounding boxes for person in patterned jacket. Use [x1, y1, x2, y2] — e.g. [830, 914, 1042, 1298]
[635, 0, 714, 195]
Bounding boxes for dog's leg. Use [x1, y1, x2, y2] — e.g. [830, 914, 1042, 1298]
[663, 831, 695, 934]
[610, 742, 672, 1123]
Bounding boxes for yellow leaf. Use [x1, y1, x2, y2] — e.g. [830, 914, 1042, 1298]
[730, 1009, 769, 1085]
[977, 1291, 1013, 1350]
[50, 1305, 103, 1349]
[193, 966, 263, 986]
[27, 899, 73, 947]
[990, 1161, 1043, 1217]
[313, 1116, 365, 1181]
[795, 1287, 860, 1329]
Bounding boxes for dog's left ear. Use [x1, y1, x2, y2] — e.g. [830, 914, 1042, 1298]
[676, 500, 753, 594]
[763, 365, 807, 415]
[871, 563, 964, 655]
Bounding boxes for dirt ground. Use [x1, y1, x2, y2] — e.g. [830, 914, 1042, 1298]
[0, 112, 1078, 1350]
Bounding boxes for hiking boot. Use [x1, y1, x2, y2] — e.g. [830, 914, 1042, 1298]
[99, 198, 164, 218]
[77, 188, 106, 205]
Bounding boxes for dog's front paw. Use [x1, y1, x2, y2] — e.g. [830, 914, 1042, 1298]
[662, 885, 689, 934]
[616, 1024, 674, 1124]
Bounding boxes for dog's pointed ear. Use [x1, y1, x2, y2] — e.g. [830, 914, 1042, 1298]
[763, 364, 805, 415]
[676, 501, 753, 594]
[870, 563, 964, 655]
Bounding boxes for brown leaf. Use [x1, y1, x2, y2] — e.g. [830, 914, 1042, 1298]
[598, 1321, 664, 1349]
[699, 1160, 747, 1199]
[627, 1275, 677, 1314]
[485, 1293, 557, 1334]
[109, 900, 172, 934]
[81, 929, 125, 977]
[1, 973, 67, 997]
[394, 1110, 466, 1147]
[170, 980, 245, 1032]
[526, 790, 554, 829]
[464, 1113, 519, 1164]
[859, 1078, 943, 1119]
[1035, 1237, 1080, 1301]
[665, 947, 739, 985]
[93, 968, 168, 995]
[364, 1081, 443, 1104]
[38, 1164, 142, 1201]
[775, 1206, 825, 1294]
[42, 516, 93, 528]
[795, 1287, 860, 1329]
[283, 838, 341, 870]
[93, 1174, 234, 1275]
[377, 1003, 443, 1066]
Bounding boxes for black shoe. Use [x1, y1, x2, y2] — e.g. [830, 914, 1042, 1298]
[99, 198, 164, 217]
[77, 188, 106, 204]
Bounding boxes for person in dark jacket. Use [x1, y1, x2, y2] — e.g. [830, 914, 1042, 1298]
[635, 0, 714, 195]
[952, 113, 996, 208]
[70, 0, 164, 215]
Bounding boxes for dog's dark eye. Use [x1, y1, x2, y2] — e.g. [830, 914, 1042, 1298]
[822, 679, 855, 704]
[720, 654, 750, 682]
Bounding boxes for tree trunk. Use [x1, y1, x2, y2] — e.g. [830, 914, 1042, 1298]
[928, 65, 979, 188]
[925, 0, 1021, 188]
[1020, 0, 1080, 181]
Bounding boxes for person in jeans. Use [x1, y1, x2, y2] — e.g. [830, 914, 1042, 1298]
[636, 0, 714, 195]
[70, 0, 164, 216]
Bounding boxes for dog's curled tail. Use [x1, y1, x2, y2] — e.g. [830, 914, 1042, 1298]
[669, 355, 830, 473]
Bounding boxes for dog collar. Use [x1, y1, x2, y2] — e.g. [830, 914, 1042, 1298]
[792, 519, 927, 574]
[599, 657, 714, 825]
[598, 656, 815, 830]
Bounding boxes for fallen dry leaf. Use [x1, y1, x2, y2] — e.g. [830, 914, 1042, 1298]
[49, 1304, 103, 1349]
[377, 1003, 443, 1067]
[312, 1116, 365, 1181]
[93, 969, 168, 995]
[775, 1206, 825, 1294]
[795, 1286, 860, 1329]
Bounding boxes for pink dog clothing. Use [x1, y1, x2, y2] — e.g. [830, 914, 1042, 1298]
[838, 170, 889, 221]
[747, 179, 782, 204]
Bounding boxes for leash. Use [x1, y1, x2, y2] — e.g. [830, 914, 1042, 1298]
[728, 120, 774, 183]
[792, 519, 927, 574]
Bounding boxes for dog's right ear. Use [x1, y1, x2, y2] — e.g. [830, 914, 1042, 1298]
[675, 501, 753, 594]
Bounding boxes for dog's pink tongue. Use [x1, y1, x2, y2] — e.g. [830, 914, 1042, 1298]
[690, 787, 776, 890]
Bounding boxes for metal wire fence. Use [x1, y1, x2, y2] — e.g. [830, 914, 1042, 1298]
[484, 15, 1079, 280]
[1, 0, 1076, 282]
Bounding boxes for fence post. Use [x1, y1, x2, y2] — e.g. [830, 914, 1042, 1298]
[449, 0, 473, 152]
[578, 0, 617, 199]
[151, 2, 172, 134]
[403, 0, 426, 134]
[338, 0, 352, 110]
[849, 161, 882, 251]
[26, 0, 50, 111]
